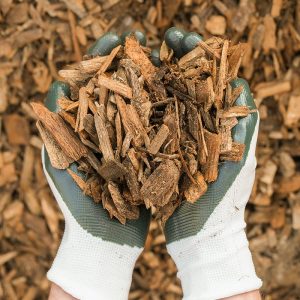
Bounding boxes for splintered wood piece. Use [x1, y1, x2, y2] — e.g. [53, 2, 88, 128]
[215, 40, 229, 109]
[198, 40, 221, 59]
[31, 103, 88, 160]
[229, 85, 244, 106]
[59, 111, 76, 129]
[115, 112, 122, 160]
[220, 125, 233, 153]
[186, 102, 199, 141]
[78, 131, 99, 152]
[220, 142, 245, 161]
[163, 112, 178, 154]
[140, 159, 180, 208]
[78, 55, 108, 73]
[199, 107, 216, 132]
[98, 85, 109, 105]
[75, 87, 89, 132]
[85, 176, 102, 203]
[98, 75, 133, 99]
[98, 45, 121, 74]
[202, 129, 221, 182]
[160, 41, 171, 61]
[126, 105, 150, 147]
[124, 36, 157, 84]
[184, 171, 208, 203]
[186, 79, 196, 99]
[121, 132, 133, 157]
[115, 94, 148, 147]
[107, 181, 139, 219]
[67, 168, 87, 191]
[36, 121, 73, 169]
[86, 151, 103, 175]
[82, 114, 98, 144]
[58, 69, 90, 82]
[88, 99, 97, 114]
[98, 159, 128, 180]
[102, 192, 126, 224]
[123, 158, 142, 205]
[228, 43, 247, 81]
[197, 113, 208, 165]
[148, 124, 170, 155]
[206, 76, 215, 111]
[127, 148, 140, 172]
[218, 106, 251, 118]
[115, 94, 142, 146]
[178, 45, 205, 67]
[123, 62, 151, 127]
[186, 153, 198, 175]
[220, 117, 239, 129]
[156, 197, 179, 227]
[94, 105, 114, 161]
[57, 96, 74, 110]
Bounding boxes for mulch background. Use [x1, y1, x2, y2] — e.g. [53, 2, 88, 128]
[1, 0, 300, 299]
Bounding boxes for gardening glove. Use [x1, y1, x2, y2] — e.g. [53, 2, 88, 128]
[43, 31, 151, 300]
[163, 28, 262, 300]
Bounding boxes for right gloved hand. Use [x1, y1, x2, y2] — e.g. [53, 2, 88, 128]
[44, 31, 151, 300]
[162, 28, 262, 300]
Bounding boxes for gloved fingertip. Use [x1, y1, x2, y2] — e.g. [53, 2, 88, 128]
[150, 49, 161, 67]
[164, 27, 186, 58]
[181, 32, 203, 55]
[45, 81, 70, 112]
[88, 32, 122, 56]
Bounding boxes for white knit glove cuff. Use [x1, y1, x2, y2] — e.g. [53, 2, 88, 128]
[47, 217, 142, 300]
[167, 228, 262, 300]
[44, 155, 142, 300]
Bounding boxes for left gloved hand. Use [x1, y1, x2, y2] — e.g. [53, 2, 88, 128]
[44, 31, 151, 300]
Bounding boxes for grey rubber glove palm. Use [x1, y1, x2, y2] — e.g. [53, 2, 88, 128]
[44, 31, 151, 300]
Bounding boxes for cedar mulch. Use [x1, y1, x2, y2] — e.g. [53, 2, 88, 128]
[1, 1, 300, 299]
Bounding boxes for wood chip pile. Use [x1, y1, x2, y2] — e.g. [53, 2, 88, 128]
[1, 0, 300, 299]
[32, 35, 249, 225]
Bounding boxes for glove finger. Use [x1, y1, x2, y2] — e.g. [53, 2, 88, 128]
[181, 32, 203, 55]
[150, 49, 161, 67]
[87, 32, 122, 56]
[164, 27, 186, 58]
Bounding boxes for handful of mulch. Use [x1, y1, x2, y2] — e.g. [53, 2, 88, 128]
[32, 35, 253, 225]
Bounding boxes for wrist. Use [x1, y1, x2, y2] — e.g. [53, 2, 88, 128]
[221, 290, 261, 300]
[49, 284, 77, 300]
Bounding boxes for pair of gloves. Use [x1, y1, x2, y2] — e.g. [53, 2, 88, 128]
[44, 28, 262, 300]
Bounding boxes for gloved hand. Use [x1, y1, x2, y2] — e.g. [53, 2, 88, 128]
[44, 31, 150, 300]
[163, 28, 262, 300]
